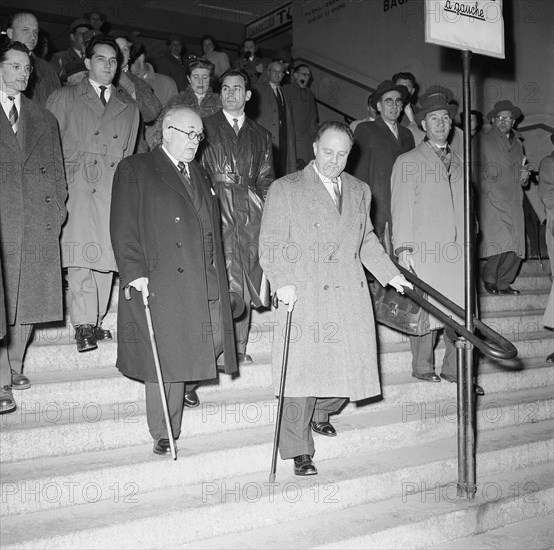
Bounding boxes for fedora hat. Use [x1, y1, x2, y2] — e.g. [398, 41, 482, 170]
[415, 94, 458, 125]
[370, 80, 409, 111]
[487, 100, 522, 122]
[70, 19, 93, 33]
[420, 84, 456, 103]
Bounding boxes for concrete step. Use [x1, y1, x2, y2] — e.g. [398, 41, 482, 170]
[428, 514, 554, 549]
[479, 274, 552, 292]
[186, 463, 554, 549]
[479, 290, 551, 313]
[2, 386, 552, 516]
[2, 420, 552, 549]
[513, 260, 551, 276]
[1, 361, 552, 462]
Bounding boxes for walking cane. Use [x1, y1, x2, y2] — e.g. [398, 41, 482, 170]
[125, 285, 177, 460]
[269, 293, 294, 483]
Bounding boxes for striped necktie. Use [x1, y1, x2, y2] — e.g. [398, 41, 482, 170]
[8, 95, 18, 134]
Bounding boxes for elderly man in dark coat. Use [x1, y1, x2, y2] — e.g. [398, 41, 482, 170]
[473, 100, 528, 295]
[282, 64, 318, 169]
[7, 12, 61, 106]
[391, 95, 483, 394]
[201, 67, 274, 366]
[351, 80, 415, 239]
[0, 41, 67, 414]
[47, 35, 140, 353]
[110, 105, 238, 455]
[259, 121, 410, 476]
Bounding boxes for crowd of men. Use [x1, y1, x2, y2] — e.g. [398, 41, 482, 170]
[1, 10, 552, 475]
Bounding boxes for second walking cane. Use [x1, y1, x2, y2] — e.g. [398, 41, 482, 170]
[269, 293, 294, 482]
[125, 286, 177, 460]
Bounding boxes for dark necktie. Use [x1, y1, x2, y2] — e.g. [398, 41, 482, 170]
[99, 85, 107, 106]
[178, 161, 201, 208]
[7, 95, 18, 134]
[232, 118, 239, 136]
[331, 177, 342, 214]
[274, 86, 284, 110]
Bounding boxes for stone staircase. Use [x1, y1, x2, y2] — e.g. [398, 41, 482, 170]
[1, 260, 552, 549]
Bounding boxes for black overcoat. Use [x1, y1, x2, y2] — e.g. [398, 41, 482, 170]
[110, 147, 238, 383]
[0, 95, 67, 325]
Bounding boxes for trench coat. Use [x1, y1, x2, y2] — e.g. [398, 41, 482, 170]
[249, 80, 297, 175]
[473, 126, 526, 259]
[351, 117, 415, 236]
[201, 110, 274, 307]
[46, 78, 140, 272]
[259, 163, 399, 400]
[110, 147, 238, 383]
[282, 81, 318, 167]
[391, 140, 465, 327]
[0, 94, 67, 325]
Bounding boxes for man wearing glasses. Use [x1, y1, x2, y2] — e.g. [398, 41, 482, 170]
[351, 80, 415, 240]
[110, 104, 239, 455]
[46, 36, 140, 353]
[473, 100, 528, 295]
[201, 67, 274, 370]
[0, 41, 67, 413]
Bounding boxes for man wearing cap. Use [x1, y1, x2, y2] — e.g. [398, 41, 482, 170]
[46, 35, 140, 353]
[6, 11, 60, 106]
[351, 80, 415, 240]
[50, 19, 92, 80]
[391, 94, 484, 394]
[473, 100, 528, 295]
[153, 35, 187, 92]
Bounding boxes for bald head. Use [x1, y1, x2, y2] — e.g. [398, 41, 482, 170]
[7, 12, 39, 52]
[162, 107, 204, 163]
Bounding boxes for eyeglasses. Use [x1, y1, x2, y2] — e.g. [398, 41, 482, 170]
[168, 126, 205, 141]
[381, 98, 404, 107]
[496, 116, 514, 122]
[0, 62, 33, 74]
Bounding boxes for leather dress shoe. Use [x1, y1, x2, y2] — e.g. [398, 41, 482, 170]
[0, 386, 16, 413]
[153, 438, 175, 455]
[94, 326, 113, 341]
[546, 352, 554, 363]
[75, 324, 97, 352]
[440, 373, 484, 395]
[412, 372, 441, 382]
[184, 389, 200, 408]
[238, 353, 253, 365]
[498, 286, 520, 295]
[10, 370, 31, 390]
[310, 420, 337, 437]
[484, 282, 499, 295]
[293, 454, 318, 476]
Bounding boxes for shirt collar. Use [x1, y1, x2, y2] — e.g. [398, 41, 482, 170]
[222, 109, 245, 129]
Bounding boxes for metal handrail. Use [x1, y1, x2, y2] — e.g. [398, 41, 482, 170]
[394, 262, 518, 361]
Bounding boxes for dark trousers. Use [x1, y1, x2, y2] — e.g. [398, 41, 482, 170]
[482, 252, 521, 290]
[145, 299, 223, 440]
[0, 321, 33, 387]
[410, 329, 457, 379]
[278, 396, 347, 460]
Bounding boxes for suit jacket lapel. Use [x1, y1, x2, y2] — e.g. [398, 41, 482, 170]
[154, 147, 193, 204]
[300, 163, 341, 217]
[19, 95, 46, 162]
[79, 79, 105, 119]
[0, 104, 22, 157]
[101, 87, 128, 128]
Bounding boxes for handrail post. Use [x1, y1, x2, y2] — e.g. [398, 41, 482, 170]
[459, 49, 477, 500]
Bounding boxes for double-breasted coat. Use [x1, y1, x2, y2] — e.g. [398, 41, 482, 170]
[473, 126, 526, 259]
[46, 78, 140, 272]
[201, 110, 274, 307]
[351, 117, 415, 236]
[110, 147, 238, 383]
[259, 163, 399, 400]
[249, 80, 297, 175]
[0, 95, 67, 325]
[391, 140, 465, 326]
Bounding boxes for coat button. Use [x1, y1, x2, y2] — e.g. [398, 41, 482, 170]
[360, 281, 364, 288]
[113, 134, 118, 139]
[94, 131, 99, 136]
[92, 189, 96, 193]
[207, 232, 212, 237]
[176, 242, 182, 248]
[40, 167, 46, 174]
[46, 224, 52, 230]
[178, 267, 184, 273]
[354, 252, 357, 259]
[45, 196, 52, 203]
[314, 223, 320, 228]
[110, 162, 115, 167]
[175, 217, 180, 223]
[93, 160, 98, 165]
[323, 285, 329, 290]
